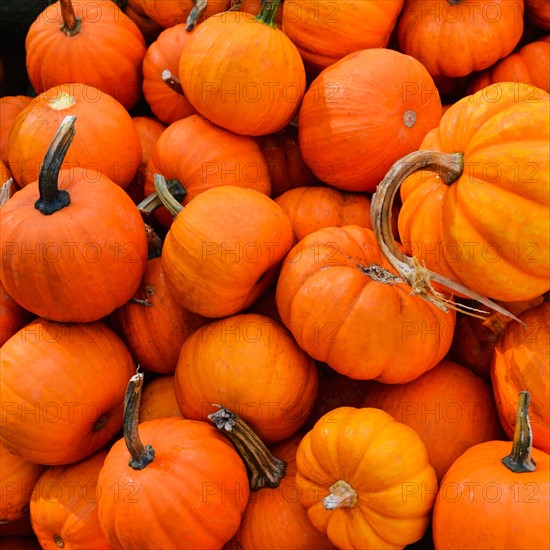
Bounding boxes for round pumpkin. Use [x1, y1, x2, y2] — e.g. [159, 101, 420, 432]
[174, 313, 319, 444]
[397, 0, 524, 78]
[295, 406, 438, 549]
[139, 375, 183, 422]
[298, 48, 443, 192]
[8, 83, 141, 189]
[0, 319, 135, 465]
[178, 3, 306, 136]
[25, 0, 146, 110]
[29, 449, 113, 549]
[275, 225, 455, 382]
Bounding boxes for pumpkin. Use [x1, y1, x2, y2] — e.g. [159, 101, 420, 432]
[0, 442, 47, 523]
[275, 225, 455, 382]
[112, 257, 206, 374]
[0, 95, 32, 166]
[298, 48, 443, 192]
[29, 449, 113, 549]
[0, 280, 33, 347]
[178, 1, 306, 136]
[0, 116, 148, 323]
[0, 318, 135, 465]
[8, 83, 141, 189]
[124, 1, 163, 42]
[432, 391, 550, 550]
[362, 359, 506, 482]
[274, 185, 373, 242]
[467, 36, 550, 94]
[142, 24, 197, 125]
[282, 0, 404, 73]
[237, 0, 283, 26]
[156, 179, 295, 318]
[387, 84, 549, 303]
[397, 0, 524, 78]
[0, 160, 11, 185]
[25, 0, 146, 110]
[137, 0, 231, 29]
[491, 301, 549, 453]
[96, 371, 249, 549]
[139, 375, 183, 422]
[256, 128, 316, 198]
[295, 406, 438, 549]
[525, 0, 550, 29]
[141, 114, 271, 228]
[174, 313, 319, 444]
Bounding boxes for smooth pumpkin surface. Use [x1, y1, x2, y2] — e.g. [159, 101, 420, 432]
[0, 95, 32, 165]
[139, 375, 183, 422]
[0, 279, 33, 347]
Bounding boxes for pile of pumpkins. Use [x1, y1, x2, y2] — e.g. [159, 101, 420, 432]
[0, 0, 549, 548]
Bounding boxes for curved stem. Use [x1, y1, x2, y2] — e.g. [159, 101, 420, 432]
[153, 174, 185, 217]
[34, 115, 74, 216]
[137, 178, 187, 216]
[370, 150, 525, 327]
[502, 391, 536, 473]
[161, 70, 184, 96]
[256, 0, 282, 27]
[208, 405, 287, 490]
[60, 0, 81, 36]
[186, 0, 207, 31]
[124, 369, 155, 470]
[323, 480, 357, 510]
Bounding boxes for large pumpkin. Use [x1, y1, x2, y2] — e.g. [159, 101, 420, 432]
[275, 225, 455, 382]
[295, 407, 438, 549]
[298, 48, 443, 192]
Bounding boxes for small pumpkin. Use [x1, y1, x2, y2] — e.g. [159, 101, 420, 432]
[139, 375, 183, 422]
[295, 406, 438, 549]
[25, 0, 146, 110]
[432, 391, 550, 550]
[29, 449, 113, 549]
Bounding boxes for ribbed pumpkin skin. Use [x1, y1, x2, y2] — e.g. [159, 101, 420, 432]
[179, 11, 306, 136]
[30, 450, 113, 550]
[174, 313, 319, 444]
[282, 0, 404, 73]
[8, 84, 142, 189]
[398, 84, 550, 302]
[161, 186, 295, 318]
[97, 418, 249, 549]
[397, 0, 524, 78]
[233, 434, 336, 549]
[295, 407, 438, 549]
[298, 48, 442, 192]
[0, 320, 135, 465]
[432, 441, 550, 550]
[275, 225, 455, 383]
[25, 1, 146, 110]
[0, 168, 148, 323]
[491, 302, 549, 453]
[362, 359, 505, 482]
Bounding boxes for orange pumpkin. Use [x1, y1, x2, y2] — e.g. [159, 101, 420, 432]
[112, 257, 206, 374]
[432, 391, 550, 550]
[0, 280, 33, 347]
[139, 375, 183, 422]
[491, 301, 549, 453]
[25, 0, 146, 110]
[1, 116, 148, 323]
[275, 225, 455, 382]
[295, 407, 438, 549]
[298, 48, 443, 192]
[0, 319, 135, 465]
[178, 2, 306, 136]
[174, 313, 319, 444]
[8, 83, 141, 189]
[0, 95, 32, 165]
[397, 0, 524, 78]
[282, 0, 404, 73]
[124, 0, 163, 42]
[0, 159, 11, 185]
[137, 0, 231, 29]
[362, 359, 505, 482]
[30, 450, 113, 549]
[142, 24, 197, 125]
[525, 0, 550, 29]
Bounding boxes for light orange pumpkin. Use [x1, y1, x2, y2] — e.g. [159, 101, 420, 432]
[139, 375, 183, 422]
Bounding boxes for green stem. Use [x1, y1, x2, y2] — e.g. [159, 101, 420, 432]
[186, 0, 207, 31]
[153, 174, 185, 217]
[137, 178, 187, 216]
[60, 0, 81, 36]
[256, 0, 282, 27]
[502, 391, 536, 473]
[34, 115, 74, 216]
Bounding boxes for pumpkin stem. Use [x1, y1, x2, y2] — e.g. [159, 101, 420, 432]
[323, 480, 357, 510]
[153, 174, 185, 217]
[0, 179, 14, 206]
[60, 0, 81, 36]
[370, 150, 526, 327]
[145, 223, 163, 259]
[34, 115, 74, 216]
[502, 391, 536, 473]
[208, 405, 287, 490]
[186, 0, 207, 31]
[137, 178, 187, 216]
[256, 0, 282, 27]
[123, 369, 155, 470]
[161, 69, 184, 96]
